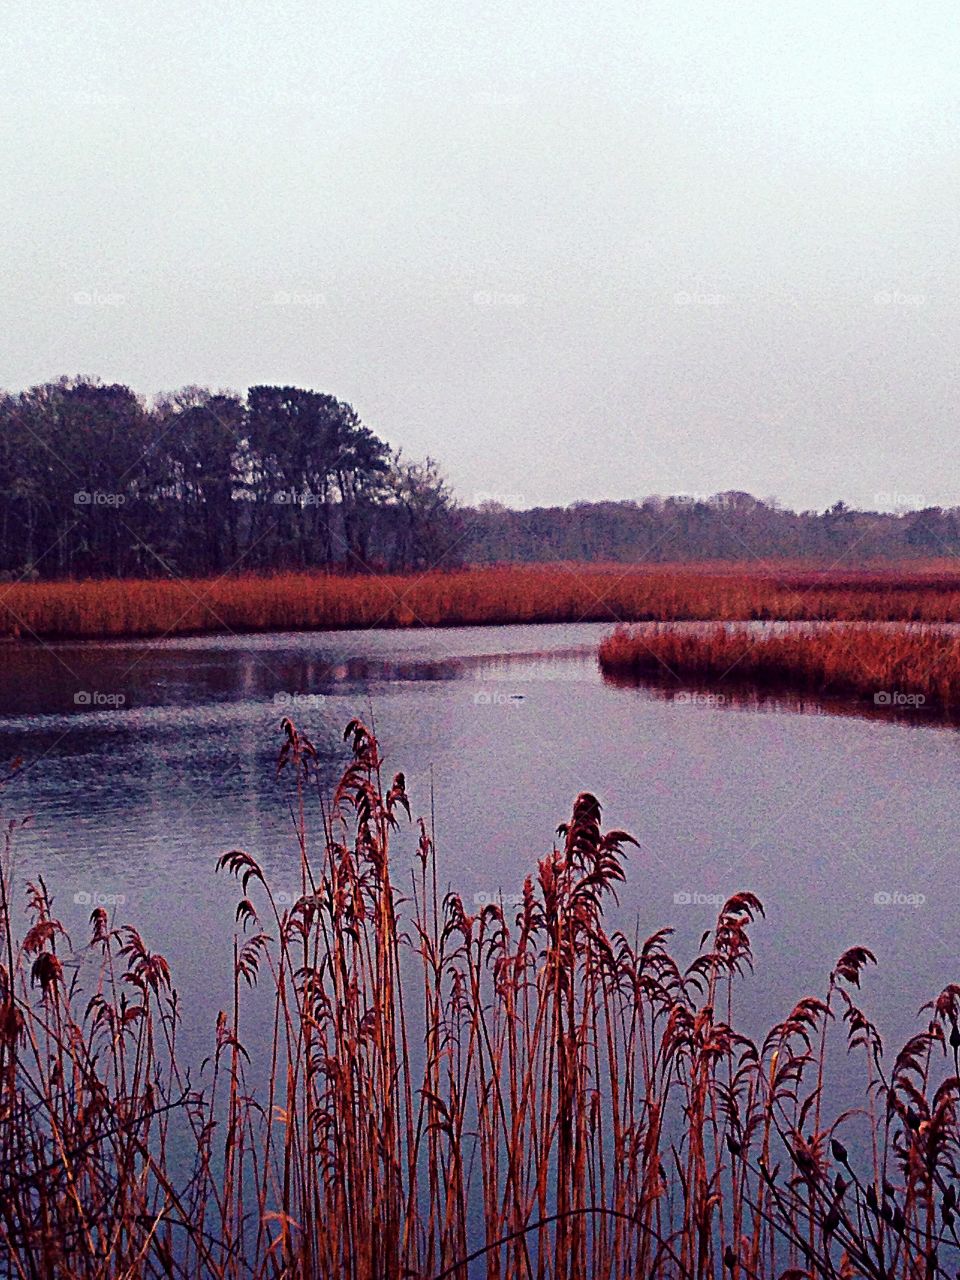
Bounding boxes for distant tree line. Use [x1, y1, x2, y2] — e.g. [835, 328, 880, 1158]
[462, 492, 960, 563]
[0, 378, 460, 579]
[1, 379, 956, 581]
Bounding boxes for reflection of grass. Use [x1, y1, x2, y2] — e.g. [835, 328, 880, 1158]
[3, 717, 959, 1276]
[598, 623, 960, 716]
[6, 560, 960, 639]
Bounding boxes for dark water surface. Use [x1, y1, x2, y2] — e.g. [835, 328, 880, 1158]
[1, 622, 958, 1066]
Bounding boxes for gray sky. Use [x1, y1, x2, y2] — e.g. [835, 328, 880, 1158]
[2, 0, 958, 511]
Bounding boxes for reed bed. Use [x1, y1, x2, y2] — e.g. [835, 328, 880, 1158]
[5, 561, 960, 641]
[598, 624, 960, 715]
[2, 718, 960, 1278]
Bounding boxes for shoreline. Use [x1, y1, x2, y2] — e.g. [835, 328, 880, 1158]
[598, 621, 960, 720]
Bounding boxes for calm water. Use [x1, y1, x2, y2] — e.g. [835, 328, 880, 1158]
[1, 621, 958, 1065]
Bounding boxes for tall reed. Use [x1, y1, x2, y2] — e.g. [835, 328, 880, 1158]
[6, 561, 960, 640]
[598, 623, 960, 715]
[1, 719, 959, 1278]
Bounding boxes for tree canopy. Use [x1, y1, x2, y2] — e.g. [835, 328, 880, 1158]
[0, 378, 460, 579]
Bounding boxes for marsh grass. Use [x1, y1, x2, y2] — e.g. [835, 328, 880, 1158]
[2, 718, 960, 1278]
[6, 561, 960, 640]
[598, 624, 960, 717]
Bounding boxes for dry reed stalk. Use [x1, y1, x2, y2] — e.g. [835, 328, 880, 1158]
[1, 720, 959, 1278]
[5, 561, 960, 640]
[598, 623, 960, 716]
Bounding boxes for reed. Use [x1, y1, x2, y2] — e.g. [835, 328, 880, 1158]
[6, 561, 960, 641]
[2, 718, 959, 1278]
[598, 623, 960, 716]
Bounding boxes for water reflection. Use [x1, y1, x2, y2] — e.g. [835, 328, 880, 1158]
[599, 668, 956, 728]
[0, 622, 958, 1079]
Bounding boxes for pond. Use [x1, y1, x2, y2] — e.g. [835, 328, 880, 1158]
[1, 621, 957, 1067]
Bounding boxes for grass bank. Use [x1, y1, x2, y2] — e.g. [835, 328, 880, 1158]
[599, 622, 960, 716]
[1, 717, 959, 1277]
[6, 560, 960, 641]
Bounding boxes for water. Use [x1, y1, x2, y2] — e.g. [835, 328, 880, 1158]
[1, 621, 958, 1066]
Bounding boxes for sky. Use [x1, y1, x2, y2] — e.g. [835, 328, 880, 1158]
[2, 0, 958, 512]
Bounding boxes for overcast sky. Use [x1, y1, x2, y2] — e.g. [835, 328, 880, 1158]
[2, 0, 958, 511]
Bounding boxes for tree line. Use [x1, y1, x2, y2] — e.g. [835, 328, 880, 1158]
[466, 492, 960, 563]
[0, 378, 460, 579]
[1, 378, 956, 581]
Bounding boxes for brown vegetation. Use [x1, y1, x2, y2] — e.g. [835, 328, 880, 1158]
[598, 623, 960, 716]
[2, 719, 960, 1277]
[6, 561, 960, 641]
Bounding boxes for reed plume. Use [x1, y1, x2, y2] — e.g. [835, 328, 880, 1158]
[1, 719, 958, 1278]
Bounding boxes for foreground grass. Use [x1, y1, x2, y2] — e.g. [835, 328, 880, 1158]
[5, 561, 960, 640]
[598, 623, 960, 716]
[2, 718, 959, 1278]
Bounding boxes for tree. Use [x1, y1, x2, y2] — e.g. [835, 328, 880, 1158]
[386, 454, 461, 572]
[150, 388, 245, 574]
[2, 379, 150, 578]
[333, 422, 391, 567]
[245, 386, 346, 568]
